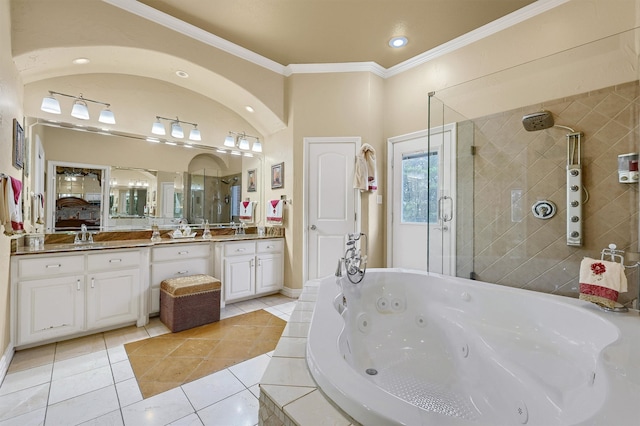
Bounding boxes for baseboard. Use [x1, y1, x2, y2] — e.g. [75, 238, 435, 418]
[281, 287, 302, 299]
[0, 342, 15, 384]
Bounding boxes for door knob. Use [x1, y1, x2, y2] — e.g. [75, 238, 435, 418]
[310, 225, 317, 230]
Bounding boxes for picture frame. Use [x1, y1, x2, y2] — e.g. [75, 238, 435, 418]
[247, 168, 257, 192]
[271, 162, 284, 189]
[13, 118, 24, 170]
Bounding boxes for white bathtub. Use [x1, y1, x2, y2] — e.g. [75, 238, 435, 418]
[306, 269, 640, 426]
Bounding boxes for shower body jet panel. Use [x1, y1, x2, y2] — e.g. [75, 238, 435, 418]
[522, 112, 584, 246]
[566, 132, 583, 246]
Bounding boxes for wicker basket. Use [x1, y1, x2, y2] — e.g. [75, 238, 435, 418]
[160, 274, 221, 332]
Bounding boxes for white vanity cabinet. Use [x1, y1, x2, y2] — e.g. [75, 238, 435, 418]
[15, 254, 86, 345]
[86, 250, 142, 329]
[150, 243, 212, 314]
[214, 238, 283, 304]
[11, 248, 147, 347]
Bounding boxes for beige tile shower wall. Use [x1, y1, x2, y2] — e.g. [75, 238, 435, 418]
[471, 81, 639, 304]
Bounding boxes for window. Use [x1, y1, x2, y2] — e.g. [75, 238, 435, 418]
[401, 151, 438, 223]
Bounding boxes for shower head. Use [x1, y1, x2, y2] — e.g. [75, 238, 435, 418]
[522, 110, 555, 131]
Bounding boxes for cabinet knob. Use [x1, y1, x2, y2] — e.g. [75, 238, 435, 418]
[76, 279, 81, 291]
[109, 259, 122, 263]
[236, 248, 246, 252]
[91, 278, 95, 289]
[310, 225, 317, 230]
[177, 270, 189, 274]
[178, 251, 189, 255]
[46, 264, 62, 269]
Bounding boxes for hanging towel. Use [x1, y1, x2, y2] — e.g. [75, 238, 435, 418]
[239, 201, 254, 222]
[578, 257, 627, 308]
[353, 154, 368, 191]
[267, 199, 283, 224]
[353, 144, 377, 191]
[2, 177, 23, 234]
[0, 177, 8, 231]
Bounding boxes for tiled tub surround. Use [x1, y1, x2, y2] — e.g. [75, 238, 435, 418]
[458, 81, 640, 305]
[258, 279, 358, 426]
[259, 273, 640, 426]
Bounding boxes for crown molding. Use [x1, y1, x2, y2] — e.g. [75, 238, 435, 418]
[285, 62, 386, 78]
[104, 0, 569, 79]
[386, 0, 571, 77]
[102, 0, 287, 75]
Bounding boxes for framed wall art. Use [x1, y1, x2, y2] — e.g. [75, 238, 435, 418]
[247, 168, 257, 192]
[271, 162, 284, 189]
[13, 118, 24, 170]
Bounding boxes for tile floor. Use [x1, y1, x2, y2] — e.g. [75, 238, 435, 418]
[0, 293, 297, 426]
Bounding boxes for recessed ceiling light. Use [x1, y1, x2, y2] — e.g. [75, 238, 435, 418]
[176, 70, 189, 78]
[72, 57, 90, 65]
[389, 36, 408, 48]
[245, 106, 254, 113]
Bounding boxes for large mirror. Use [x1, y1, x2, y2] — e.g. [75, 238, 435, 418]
[35, 122, 263, 232]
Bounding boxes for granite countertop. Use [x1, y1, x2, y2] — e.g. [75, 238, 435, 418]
[12, 234, 283, 256]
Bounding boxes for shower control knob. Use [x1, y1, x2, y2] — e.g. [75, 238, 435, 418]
[570, 201, 579, 207]
[571, 216, 580, 223]
[570, 185, 579, 192]
[570, 169, 580, 177]
[571, 231, 580, 238]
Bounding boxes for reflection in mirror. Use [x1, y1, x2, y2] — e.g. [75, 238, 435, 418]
[47, 161, 110, 232]
[31, 121, 263, 232]
[189, 170, 241, 223]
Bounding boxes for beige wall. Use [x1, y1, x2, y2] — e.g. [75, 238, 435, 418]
[1, 0, 24, 365]
[285, 72, 386, 288]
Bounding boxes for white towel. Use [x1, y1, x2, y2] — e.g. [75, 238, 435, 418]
[3, 177, 24, 234]
[239, 201, 254, 222]
[362, 144, 377, 191]
[353, 154, 367, 190]
[0, 177, 8, 232]
[267, 199, 283, 224]
[353, 144, 377, 192]
[578, 257, 627, 307]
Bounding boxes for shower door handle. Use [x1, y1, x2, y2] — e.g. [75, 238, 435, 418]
[438, 196, 453, 222]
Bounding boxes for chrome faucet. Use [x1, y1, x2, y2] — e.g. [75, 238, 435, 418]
[74, 224, 93, 244]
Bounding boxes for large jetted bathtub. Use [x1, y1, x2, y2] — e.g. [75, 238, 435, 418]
[306, 269, 640, 425]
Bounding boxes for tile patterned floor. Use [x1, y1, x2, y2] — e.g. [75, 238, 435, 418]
[0, 294, 296, 426]
[125, 310, 286, 398]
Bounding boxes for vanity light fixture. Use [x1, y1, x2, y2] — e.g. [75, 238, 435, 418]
[224, 131, 263, 152]
[152, 116, 201, 141]
[41, 91, 116, 124]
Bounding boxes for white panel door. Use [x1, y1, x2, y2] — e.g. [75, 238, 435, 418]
[306, 138, 359, 281]
[388, 125, 456, 274]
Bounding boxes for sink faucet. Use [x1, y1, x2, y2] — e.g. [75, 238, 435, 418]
[74, 224, 93, 244]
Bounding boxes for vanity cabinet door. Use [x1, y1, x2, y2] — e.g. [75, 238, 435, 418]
[17, 275, 85, 346]
[256, 252, 283, 294]
[223, 254, 255, 301]
[86, 269, 140, 329]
